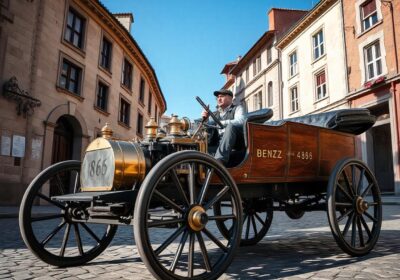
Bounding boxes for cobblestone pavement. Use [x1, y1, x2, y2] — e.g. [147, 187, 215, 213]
[0, 205, 399, 279]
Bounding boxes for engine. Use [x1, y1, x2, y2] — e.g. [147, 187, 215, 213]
[80, 115, 207, 191]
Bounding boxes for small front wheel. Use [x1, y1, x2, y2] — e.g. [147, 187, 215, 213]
[19, 160, 117, 267]
[327, 158, 382, 256]
[134, 151, 242, 280]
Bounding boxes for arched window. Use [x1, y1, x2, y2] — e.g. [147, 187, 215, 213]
[268, 81, 273, 107]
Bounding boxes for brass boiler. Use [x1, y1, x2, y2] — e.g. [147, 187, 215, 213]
[80, 124, 146, 191]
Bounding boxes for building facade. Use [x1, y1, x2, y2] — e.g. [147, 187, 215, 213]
[227, 9, 307, 120]
[0, 0, 166, 205]
[343, 0, 400, 194]
[277, 0, 348, 118]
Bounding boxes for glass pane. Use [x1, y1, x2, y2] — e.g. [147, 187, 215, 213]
[374, 42, 381, 58]
[59, 77, 66, 88]
[64, 29, 71, 42]
[69, 81, 76, 93]
[67, 11, 74, 27]
[73, 34, 80, 47]
[368, 64, 374, 79]
[376, 59, 382, 75]
[75, 17, 82, 32]
[366, 47, 373, 62]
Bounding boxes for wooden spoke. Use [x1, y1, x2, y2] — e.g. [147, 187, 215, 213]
[154, 190, 184, 214]
[197, 168, 214, 205]
[337, 183, 353, 201]
[251, 215, 258, 236]
[154, 226, 185, 256]
[342, 212, 354, 237]
[202, 227, 228, 252]
[188, 232, 195, 278]
[357, 217, 365, 247]
[79, 223, 101, 243]
[196, 232, 211, 272]
[170, 168, 189, 207]
[55, 174, 65, 195]
[359, 215, 372, 239]
[363, 211, 378, 223]
[245, 214, 251, 240]
[351, 214, 357, 247]
[357, 169, 366, 195]
[188, 163, 196, 205]
[204, 186, 230, 210]
[73, 224, 84, 256]
[41, 221, 66, 246]
[337, 209, 353, 223]
[343, 169, 355, 197]
[169, 230, 188, 273]
[37, 193, 65, 210]
[361, 183, 374, 198]
[60, 223, 71, 257]
[208, 214, 236, 221]
[255, 213, 267, 228]
[31, 214, 64, 222]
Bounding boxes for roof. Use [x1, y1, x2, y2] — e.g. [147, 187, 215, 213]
[220, 61, 238, 75]
[276, 0, 338, 50]
[230, 30, 276, 75]
[84, 0, 167, 113]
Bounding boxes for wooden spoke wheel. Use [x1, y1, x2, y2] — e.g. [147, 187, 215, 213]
[215, 199, 273, 246]
[327, 158, 382, 256]
[19, 160, 117, 267]
[134, 151, 242, 280]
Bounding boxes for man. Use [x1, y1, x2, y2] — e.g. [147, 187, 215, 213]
[201, 89, 245, 166]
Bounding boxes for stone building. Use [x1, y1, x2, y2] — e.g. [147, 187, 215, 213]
[342, 0, 400, 194]
[224, 8, 307, 120]
[0, 0, 166, 205]
[277, 0, 348, 117]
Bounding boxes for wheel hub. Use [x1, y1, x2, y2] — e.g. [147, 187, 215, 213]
[355, 196, 369, 214]
[187, 205, 208, 231]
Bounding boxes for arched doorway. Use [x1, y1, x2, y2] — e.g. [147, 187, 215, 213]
[50, 115, 83, 194]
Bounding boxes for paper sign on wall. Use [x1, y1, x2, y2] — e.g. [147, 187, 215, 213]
[12, 135, 25, 157]
[1, 136, 11, 156]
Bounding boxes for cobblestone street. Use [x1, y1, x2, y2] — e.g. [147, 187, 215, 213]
[0, 205, 399, 279]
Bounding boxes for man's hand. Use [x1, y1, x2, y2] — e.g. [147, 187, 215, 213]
[201, 109, 209, 120]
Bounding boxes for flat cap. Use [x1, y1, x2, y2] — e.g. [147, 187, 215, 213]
[213, 89, 233, 97]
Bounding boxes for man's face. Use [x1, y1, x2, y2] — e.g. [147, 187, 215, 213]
[216, 94, 233, 109]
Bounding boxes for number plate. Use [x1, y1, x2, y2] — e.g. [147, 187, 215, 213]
[81, 148, 115, 190]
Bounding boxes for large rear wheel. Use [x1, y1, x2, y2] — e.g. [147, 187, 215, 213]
[134, 151, 242, 280]
[327, 158, 382, 256]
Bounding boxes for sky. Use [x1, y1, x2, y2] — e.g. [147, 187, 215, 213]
[101, 0, 315, 120]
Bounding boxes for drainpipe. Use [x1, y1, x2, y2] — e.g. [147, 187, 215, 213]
[382, 0, 398, 73]
[340, 0, 350, 103]
[278, 48, 283, 119]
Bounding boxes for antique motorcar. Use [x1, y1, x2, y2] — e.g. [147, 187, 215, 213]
[19, 97, 382, 280]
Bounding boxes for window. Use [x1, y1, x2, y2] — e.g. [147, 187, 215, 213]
[253, 92, 262, 110]
[59, 58, 82, 95]
[256, 56, 261, 74]
[253, 60, 256, 76]
[137, 112, 144, 135]
[290, 87, 299, 113]
[361, 0, 378, 31]
[289, 51, 297, 77]
[364, 41, 382, 80]
[315, 70, 327, 100]
[155, 105, 158, 123]
[64, 8, 85, 49]
[122, 58, 133, 90]
[245, 67, 249, 82]
[139, 78, 145, 103]
[312, 30, 324, 60]
[96, 82, 108, 111]
[148, 92, 152, 114]
[268, 82, 273, 107]
[267, 46, 272, 64]
[119, 98, 130, 126]
[100, 37, 112, 70]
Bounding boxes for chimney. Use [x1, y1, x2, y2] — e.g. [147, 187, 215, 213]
[113, 13, 134, 32]
[268, 8, 308, 34]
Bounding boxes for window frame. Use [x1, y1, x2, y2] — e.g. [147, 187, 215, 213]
[99, 35, 113, 72]
[118, 96, 131, 127]
[121, 58, 133, 91]
[364, 40, 382, 81]
[267, 45, 272, 64]
[95, 79, 109, 113]
[139, 77, 146, 105]
[267, 81, 273, 107]
[289, 86, 299, 113]
[137, 112, 144, 136]
[148, 91, 152, 114]
[58, 56, 83, 96]
[289, 50, 298, 77]
[312, 29, 325, 61]
[360, 0, 378, 32]
[314, 70, 327, 101]
[63, 7, 86, 51]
